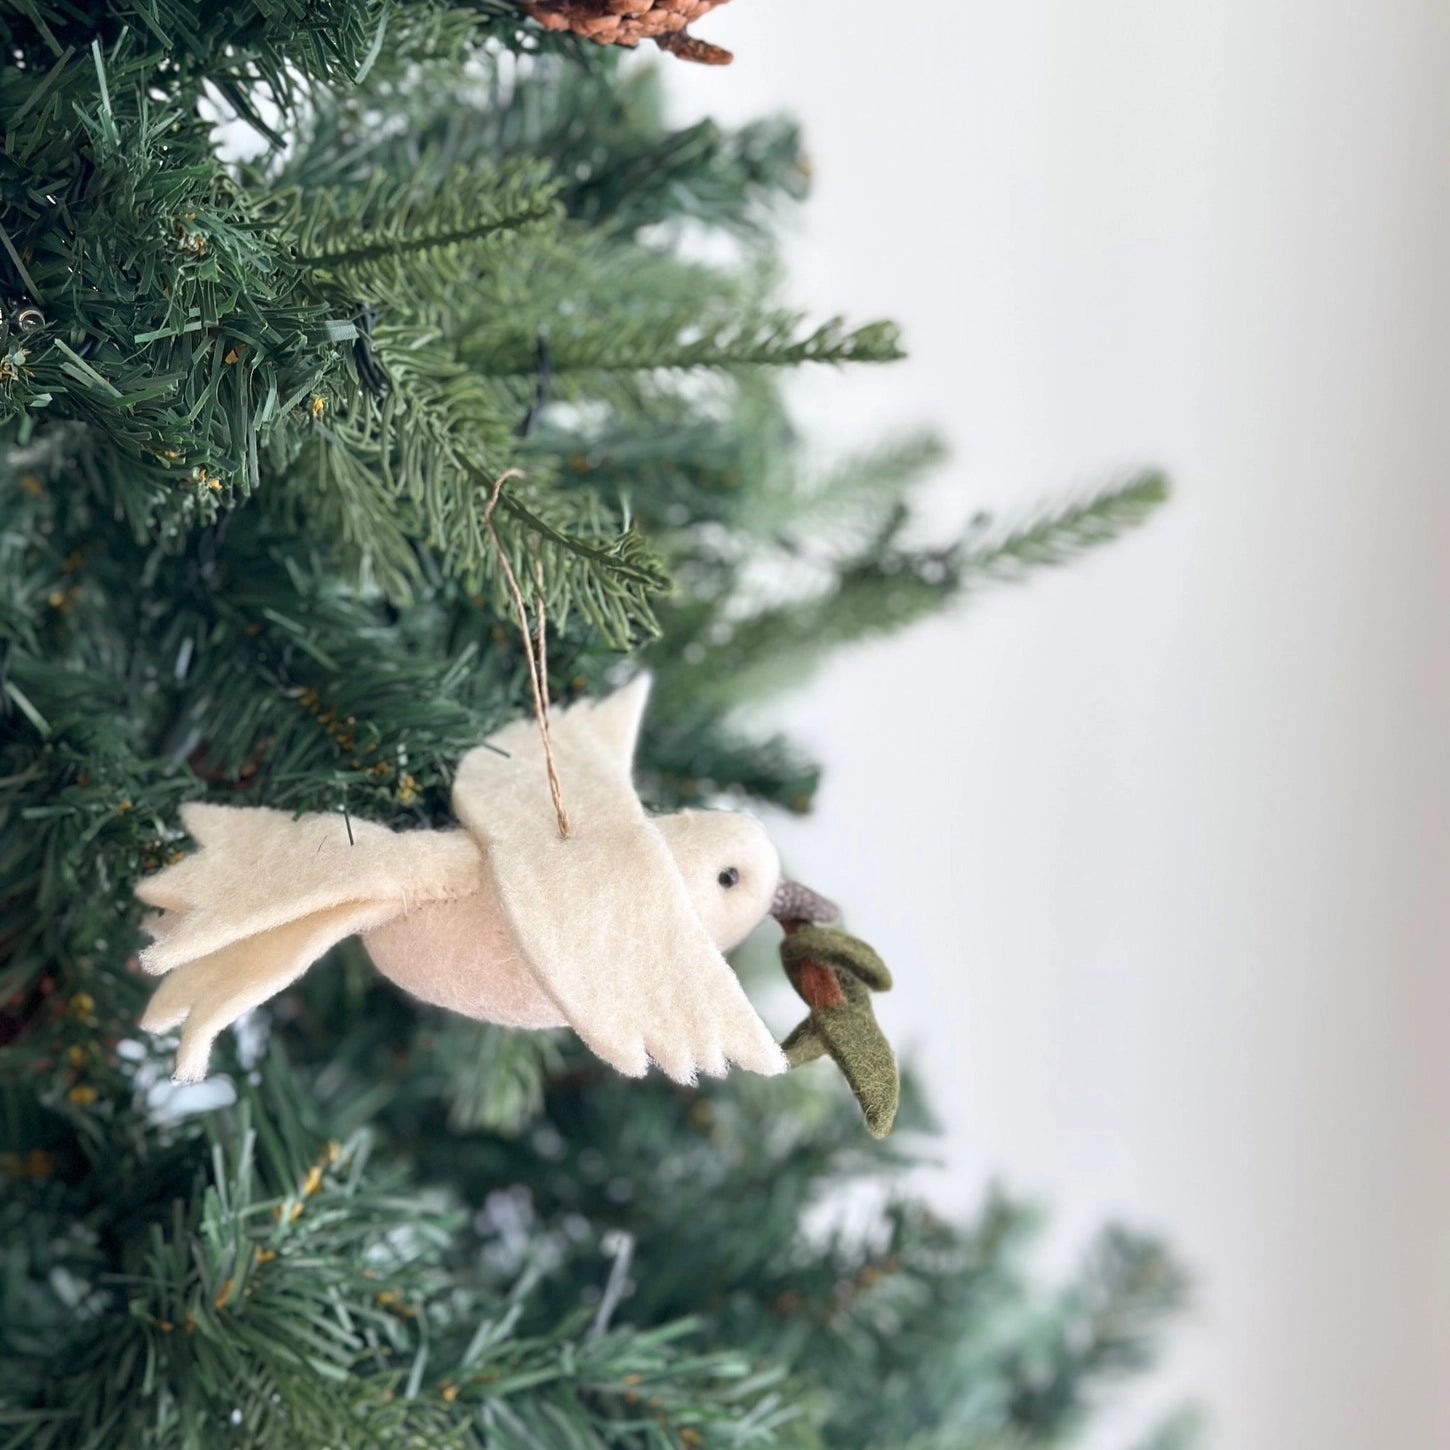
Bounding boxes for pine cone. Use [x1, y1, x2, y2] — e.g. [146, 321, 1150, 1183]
[526, 0, 734, 65]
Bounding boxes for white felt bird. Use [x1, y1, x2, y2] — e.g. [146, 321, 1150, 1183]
[137, 676, 835, 1085]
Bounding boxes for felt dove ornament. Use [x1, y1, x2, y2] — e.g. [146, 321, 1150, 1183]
[137, 676, 838, 1086]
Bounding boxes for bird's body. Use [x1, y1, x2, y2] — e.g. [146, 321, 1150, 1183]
[137, 677, 795, 1085]
[363, 863, 566, 1030]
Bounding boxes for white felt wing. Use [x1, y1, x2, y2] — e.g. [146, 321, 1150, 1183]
[452, 677, 786, 1084]
[138, 803, 482, 1080]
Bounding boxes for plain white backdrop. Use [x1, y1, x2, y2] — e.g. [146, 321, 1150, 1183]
[670, 4, 1450, 1447]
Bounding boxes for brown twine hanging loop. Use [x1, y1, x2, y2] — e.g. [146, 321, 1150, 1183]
[483, 470, 571, 840]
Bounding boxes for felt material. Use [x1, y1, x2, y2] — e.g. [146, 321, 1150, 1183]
[138, 807, 485, 1081]
[137, 676, 787, 1085]
[780, 924, 892, 993]
[363, 891, 566, 1029]
[650, 811, 781, 954]
[770, 879, 841, 926]
[453, 676, 786, 1083]
[137, 804, 483, 973]
[777, 923, 899, 1138]
[780, 1017, 827, 1065]
[144, 901, 399, 1082]
[796, 960, 846, 1010]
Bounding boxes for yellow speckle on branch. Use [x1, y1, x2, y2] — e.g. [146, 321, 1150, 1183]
[1, 1149, 56, 1179]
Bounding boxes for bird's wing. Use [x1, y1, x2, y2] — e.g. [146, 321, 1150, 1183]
[137, 804, 483, 1080]
[453, 676, 786, 1083]
[140, 902, 399, 1081]
[138, 804, 482, 972]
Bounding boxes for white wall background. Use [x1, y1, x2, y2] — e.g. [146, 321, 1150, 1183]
[671, 5, 1450, 1447]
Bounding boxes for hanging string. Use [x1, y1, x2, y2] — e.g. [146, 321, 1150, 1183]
[483, 470, 571, 839]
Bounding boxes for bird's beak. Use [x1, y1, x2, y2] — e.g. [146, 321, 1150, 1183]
[771, 878, 841, 925]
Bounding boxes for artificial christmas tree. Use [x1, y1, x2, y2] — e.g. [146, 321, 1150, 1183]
[0, 4, 1184, 1446]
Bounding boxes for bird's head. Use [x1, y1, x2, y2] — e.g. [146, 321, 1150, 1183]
[653, 809, 782, 952]
[653, 809, 841, 951]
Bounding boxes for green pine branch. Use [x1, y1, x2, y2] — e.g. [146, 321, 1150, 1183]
[960, 469, 1169, 582]
[650, 469, 1168, 710]
[295, 328, 671, 641]
[292, 163, 564, 305]
[0, 1089, 796, 1450]
[481, 315, 905, 380]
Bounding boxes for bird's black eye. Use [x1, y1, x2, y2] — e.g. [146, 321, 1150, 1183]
[717, 867, 740, 889]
